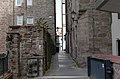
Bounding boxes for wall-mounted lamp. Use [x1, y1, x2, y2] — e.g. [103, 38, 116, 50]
[71, 11, 78, 23]
[71, 11, 76, 21]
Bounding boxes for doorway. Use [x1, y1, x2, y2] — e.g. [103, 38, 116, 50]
[117, 40, 120, 56]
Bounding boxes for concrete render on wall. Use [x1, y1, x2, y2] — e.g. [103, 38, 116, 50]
[112, 13, 120, 56]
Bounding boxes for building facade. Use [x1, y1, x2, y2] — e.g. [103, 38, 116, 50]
[0, 0, 56, 78]
[0, 0, 10, 54]
[0, 0, 56, 54]
[91, 0, 120, 78]
[66, 0, 112, 67]
[111, 13, 120, 56]
[94, 0, 120, 56]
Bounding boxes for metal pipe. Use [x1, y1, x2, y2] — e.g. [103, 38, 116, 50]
[13, 0, 15, 26]
[61, 0, 64, 51]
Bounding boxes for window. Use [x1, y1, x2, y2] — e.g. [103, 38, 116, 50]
[27, 17, 33, 25]
[117, 40, 120, 56]
[17, 15, 23, 25]
[27, 0, 32, 6]
[15, 0, 23, 6]
[118, 13, 120, 19]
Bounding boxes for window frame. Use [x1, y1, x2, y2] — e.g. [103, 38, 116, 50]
[17, 15, 23, 26]
[27, 17, 34, 25]
[27, 0, 33, 6]
[15, 0, 23, 6]
[118, 13, 120, 19]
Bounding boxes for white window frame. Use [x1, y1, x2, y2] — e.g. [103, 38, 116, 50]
[17, 15, 23, 25]
[27, 0, 33, 6]
[27, 17, 34, 25]
[15, 0, 23, 6]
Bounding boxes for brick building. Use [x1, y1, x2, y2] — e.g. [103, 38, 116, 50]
[0, 0, 56, 54]
[66, 0, 112, 67]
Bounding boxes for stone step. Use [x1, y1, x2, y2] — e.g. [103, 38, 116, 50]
[36, 76, 89, 79]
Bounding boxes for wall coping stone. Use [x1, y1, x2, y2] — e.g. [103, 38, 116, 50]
[92, 54, 120, 64]
[0, 71, 13, 79]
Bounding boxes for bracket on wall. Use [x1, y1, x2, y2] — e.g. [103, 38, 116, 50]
[78, 10, 86, 19]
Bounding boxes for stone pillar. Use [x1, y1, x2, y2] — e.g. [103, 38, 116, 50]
[7, 33, 20, 79]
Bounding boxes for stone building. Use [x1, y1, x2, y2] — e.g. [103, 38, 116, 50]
[94, 0, 120, 56]
[0, 0, 9, 54]
[0, 0, 56, 54]
[66, 0, 112, 67]
[94, 1, 120, 79]
[0, 0, 56, 78]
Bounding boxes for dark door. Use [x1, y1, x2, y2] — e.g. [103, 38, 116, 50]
[117, 40, 120, 56]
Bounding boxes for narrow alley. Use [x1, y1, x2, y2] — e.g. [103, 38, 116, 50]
[40, 51, 89, 79]
[1, 0, 120, 79]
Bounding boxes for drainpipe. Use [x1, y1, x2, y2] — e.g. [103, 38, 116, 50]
[61, 0, 63, 51]
[13, 0, 15, 26]
[91, 1, 96, 54]
[65, 0, 68, 53]
[54, 0, 56, 53]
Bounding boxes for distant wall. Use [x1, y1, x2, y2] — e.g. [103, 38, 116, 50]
[111, 13, 120, 56]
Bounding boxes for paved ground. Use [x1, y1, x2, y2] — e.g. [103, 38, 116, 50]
[37, 51, 89, 79]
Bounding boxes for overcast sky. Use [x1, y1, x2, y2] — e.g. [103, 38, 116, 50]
[56, 0, 62, 27]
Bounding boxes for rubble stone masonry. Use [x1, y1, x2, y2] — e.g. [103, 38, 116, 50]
[0, 0, 55, 54]
[7, 26, 52, 79]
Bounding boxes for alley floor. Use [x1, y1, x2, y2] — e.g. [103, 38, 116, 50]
[38, 51, 89, 79]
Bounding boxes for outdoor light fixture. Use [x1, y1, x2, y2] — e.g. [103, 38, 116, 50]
[71, 11, 76, 21]
[71, 11, 78, 23]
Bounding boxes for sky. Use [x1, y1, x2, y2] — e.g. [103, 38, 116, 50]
[56, 0, 66, 50]
[56, 0, 62, 27]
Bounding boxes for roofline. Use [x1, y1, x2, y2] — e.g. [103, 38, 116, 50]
[96, 0, 109, 10]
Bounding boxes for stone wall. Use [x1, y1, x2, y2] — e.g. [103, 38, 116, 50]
[0, 0, 9, 54]
[66, 0, 112, 68]
[11, 0, 55, 43]
[113, 63, 120, 79]
[76, 10, 112, 67]
[7, 26, 54, 79]
[0, 0, 55, 54]
[7, 33, 20, 79]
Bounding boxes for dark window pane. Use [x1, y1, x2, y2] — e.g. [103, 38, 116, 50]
[118, 13, 120, 19]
